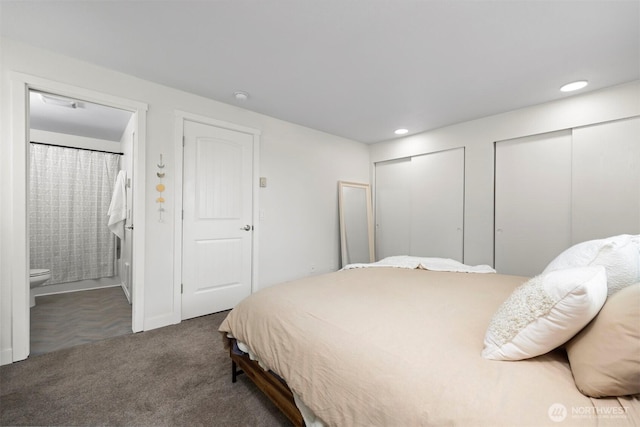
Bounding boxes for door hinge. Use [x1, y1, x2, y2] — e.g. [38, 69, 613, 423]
[182, 210, 184, 220]
[182, 136, 185, 147]
[181, 283, 184, 294]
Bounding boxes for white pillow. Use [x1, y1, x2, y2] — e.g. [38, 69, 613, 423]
[543, 234, 640, 296]
[482, 266, 607, 361]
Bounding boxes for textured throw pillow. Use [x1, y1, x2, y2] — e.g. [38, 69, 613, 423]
[543, 234, 640, 296]
[566, 283, 640, 398]
[482, 266, 607, 361]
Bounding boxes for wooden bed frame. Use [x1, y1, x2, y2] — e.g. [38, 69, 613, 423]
[228, 337, 304, 426]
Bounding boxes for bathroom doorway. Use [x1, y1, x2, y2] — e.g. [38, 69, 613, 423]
[14, 79, 146, 354]
[6, 74, 148, 361]
[28, 89, 136, 354]
[28, 90, 135, 355]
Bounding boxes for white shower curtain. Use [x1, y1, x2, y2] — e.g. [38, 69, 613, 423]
[29, 143, 120, 285]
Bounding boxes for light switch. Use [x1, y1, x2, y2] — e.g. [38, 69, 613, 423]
[260, 177, 267, 188]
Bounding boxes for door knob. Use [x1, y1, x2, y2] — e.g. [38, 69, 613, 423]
[241, 225, 252, 231]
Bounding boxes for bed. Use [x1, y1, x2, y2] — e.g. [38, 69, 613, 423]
[219, 237, 640, 426]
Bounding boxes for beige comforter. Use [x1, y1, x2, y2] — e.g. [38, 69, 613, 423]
[219, 268, 640, 426]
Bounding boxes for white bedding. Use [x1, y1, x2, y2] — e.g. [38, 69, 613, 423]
[343, 255, 496, 273]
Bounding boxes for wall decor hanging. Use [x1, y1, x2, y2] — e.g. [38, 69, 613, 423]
[156, 154, 166, 222]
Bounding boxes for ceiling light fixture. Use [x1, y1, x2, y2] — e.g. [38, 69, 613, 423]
[394, 128, 409, 135]
[234, 91, 249, 101]
[560, 80, 588, 92]
[39, 93, 78, 108]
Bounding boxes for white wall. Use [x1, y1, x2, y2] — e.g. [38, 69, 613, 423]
[370, 81, 640, 267]
[0, 38, 370, 363]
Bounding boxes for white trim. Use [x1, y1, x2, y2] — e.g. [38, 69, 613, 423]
[175, 110, 262, 137]
[32, 278, 121, 298]
[172, 115, 185, 325]
[131, 111, 146, 332]
[14, 73, 148, 112]
[8, 72, 147, 361]
[9, 76, 29, 362]
[144, 313, 178, 332]
[0, 348, 13, 366]
[121, 280, 131, 304]
[173, 110, 261, 322]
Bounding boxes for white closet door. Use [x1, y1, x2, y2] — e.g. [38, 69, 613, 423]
[375, 158, 412, 260]
[571, 117, 640, 243]
[375, 148, 465, 262]
[495, 131, 572, 276]
[410, 148, 464, 261]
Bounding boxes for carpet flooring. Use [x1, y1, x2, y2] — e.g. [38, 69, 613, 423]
[30, 286, 132, 356]
[1, 311, 292, 426]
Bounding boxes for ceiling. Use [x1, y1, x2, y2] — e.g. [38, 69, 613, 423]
[2, 1, 638, 144]
[30, 91, 134, 142]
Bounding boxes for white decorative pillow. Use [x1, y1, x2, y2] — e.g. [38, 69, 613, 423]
[543, 234, 640, 296]
[482, 266, 607, 361]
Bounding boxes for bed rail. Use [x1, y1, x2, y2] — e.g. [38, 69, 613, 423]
[228, 337, 304, 426]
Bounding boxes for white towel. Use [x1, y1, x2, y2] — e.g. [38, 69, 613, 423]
[108, 170, 127, 240]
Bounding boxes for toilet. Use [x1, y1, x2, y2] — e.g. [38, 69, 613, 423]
[30, 268, 51, 307]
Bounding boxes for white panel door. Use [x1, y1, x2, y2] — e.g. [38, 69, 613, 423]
[571, 117, 640, 243]
[121, 120, 135, 302]
[495, 130, 572, 276]
[375, 158, 412, 260]
[410, 148, 464, 261]
[182, 120, 253, 320]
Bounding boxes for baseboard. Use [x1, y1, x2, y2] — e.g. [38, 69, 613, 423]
[121, 281, 131, 304]
[0, 347, 14, 366]
[143, 313, 180, 332]
[33, 277, 121, 298]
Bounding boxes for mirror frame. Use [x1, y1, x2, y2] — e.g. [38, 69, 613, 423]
[338, 181, 375, 267]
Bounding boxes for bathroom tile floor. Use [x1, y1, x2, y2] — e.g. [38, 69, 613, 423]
[30, 286, 132, 356]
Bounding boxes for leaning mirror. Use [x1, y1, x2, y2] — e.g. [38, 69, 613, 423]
[338, 181, 375, 267]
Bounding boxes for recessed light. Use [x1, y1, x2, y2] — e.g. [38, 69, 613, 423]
[234, 91, 249, 101]
[560, 80, 588, 92]
[394, 128, 409, 135]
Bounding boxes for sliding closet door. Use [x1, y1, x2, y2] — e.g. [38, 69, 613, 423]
[375, 158, 412, 260]
[375, 148, 464, 261]
[571, 117, 640, 243]
[494, 131, 572, 276]
[410, 148, 464, 260]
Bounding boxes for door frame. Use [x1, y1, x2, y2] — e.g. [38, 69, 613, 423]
[9, 72, 148, 361]
[173, 111, 260, 323]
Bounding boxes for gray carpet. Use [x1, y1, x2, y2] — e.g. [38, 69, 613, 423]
[0, 311, 292, 426]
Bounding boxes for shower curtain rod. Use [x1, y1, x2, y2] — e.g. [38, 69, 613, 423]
[30, 141, 123, 155]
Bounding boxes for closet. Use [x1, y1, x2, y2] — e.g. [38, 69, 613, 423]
[375, 147, 465, 261]
[495, 117, 640, 276]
